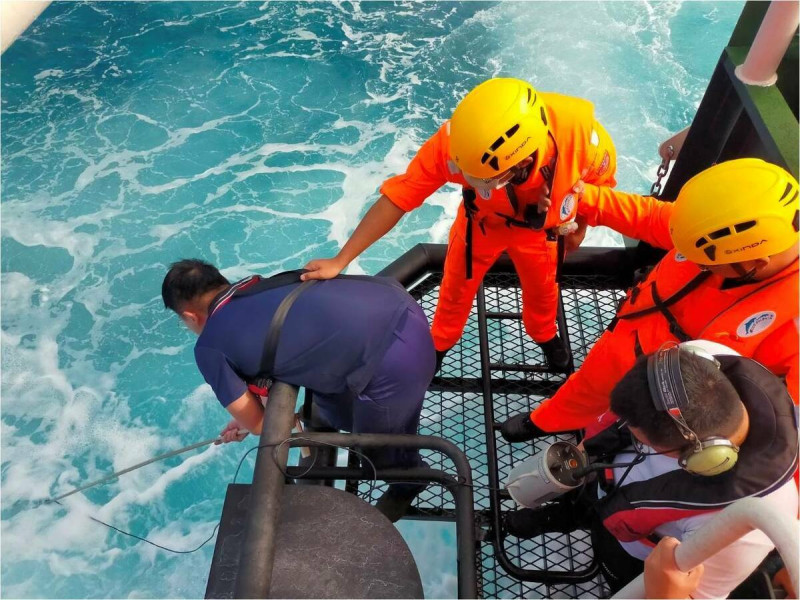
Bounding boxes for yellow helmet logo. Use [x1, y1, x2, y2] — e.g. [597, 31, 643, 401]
[669, 159, 799, 265]
[449, 78, 549, 179]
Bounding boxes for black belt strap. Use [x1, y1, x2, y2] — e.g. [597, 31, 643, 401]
[463, 188, 477, 280]
[259, 280, 317, 379]
[650, 284, 692, 342]
[617, 270, 712, 322]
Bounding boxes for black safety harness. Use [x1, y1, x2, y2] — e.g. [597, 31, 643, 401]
[206, 270, 317, 396]
[206, 270, 406, 396]
[463, 135, 562, 280]
[609, 270, 713, 342]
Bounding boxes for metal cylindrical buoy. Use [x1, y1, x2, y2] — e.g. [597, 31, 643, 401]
[505, 441, 587, 509]
[735, 1, 800, 86]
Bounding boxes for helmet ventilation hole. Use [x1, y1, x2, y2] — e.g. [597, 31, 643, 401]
[708, 227, 732, 240]
[489, 137, 505, 152]
[733, 221, 756, 233]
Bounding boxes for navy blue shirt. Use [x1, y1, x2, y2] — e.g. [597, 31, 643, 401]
[194, 275, 418, 407]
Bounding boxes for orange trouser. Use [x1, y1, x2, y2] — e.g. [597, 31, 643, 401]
[531, 321, 639, 432]
[431, 213, 559, 351]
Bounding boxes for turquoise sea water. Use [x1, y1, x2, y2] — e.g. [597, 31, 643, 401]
[2, 2, 743, 597]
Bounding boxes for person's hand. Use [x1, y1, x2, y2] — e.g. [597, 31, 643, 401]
[537, 183, 552, 213]
[571, 179, 586, 199]
[644, 537, 704, 599]
[216, 419, 249, 444]
[301, 256, 347, 281]
[564, 216, 588, 253]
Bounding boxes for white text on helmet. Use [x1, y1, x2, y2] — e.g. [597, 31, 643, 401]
[504, 136, 532, 162]
[725, 240, 768, 255]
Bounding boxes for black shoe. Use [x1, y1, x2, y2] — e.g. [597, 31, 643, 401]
[435, 348, 451, 374]
[375, 483, 426, 523]
[500, 412, 548, 443]
[504, 502, 577, 539]
[538, 334, 571, 371]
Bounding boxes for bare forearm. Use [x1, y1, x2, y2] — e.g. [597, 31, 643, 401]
[302, 195, 408, 281]
[336, 195, 405, 266]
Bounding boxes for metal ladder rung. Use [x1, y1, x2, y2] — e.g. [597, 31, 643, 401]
[485, 311, 522, 320]
[489, 363, 551, 373]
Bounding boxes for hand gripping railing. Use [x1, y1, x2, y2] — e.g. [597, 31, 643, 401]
[613, 496, 800, 598]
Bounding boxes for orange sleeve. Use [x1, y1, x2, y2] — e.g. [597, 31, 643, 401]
[577, 184, 675, 250]
[379, 123, 452, 212]
[752, 318, 799, 404]
[582, 119, 618, 188]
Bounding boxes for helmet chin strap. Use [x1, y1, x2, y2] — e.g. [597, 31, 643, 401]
[509, 151, 538, 186]
[728, 262, 759, 283]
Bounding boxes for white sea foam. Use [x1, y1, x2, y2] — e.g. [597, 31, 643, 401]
[1, 1, 743, 596]
[33, 68, 65, 81]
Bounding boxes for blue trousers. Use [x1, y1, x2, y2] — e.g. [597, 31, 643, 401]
[313, 303, 435, 481]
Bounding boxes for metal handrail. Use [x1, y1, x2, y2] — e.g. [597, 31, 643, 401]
[234, 381, 297, 599]
[284, 432, 478, 599]
[231, 381, 479, 599]
[613, 497, 800, 598]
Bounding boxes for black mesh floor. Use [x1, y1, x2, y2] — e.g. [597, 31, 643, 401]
[354, 270, 625, 598]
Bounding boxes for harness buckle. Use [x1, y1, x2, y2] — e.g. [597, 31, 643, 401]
[247, 376, 273, 397]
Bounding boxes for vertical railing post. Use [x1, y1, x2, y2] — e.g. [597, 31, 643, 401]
[734, 1, 799, 87]
[234, 382, 298, 599]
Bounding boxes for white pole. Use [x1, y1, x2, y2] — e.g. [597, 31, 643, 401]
[613, 497, 800, 598]
[734, 0, 800, 87]
[1, 1, 51, 55]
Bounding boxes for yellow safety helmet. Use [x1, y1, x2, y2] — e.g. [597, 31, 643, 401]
[449, 78, 549, 179]
[670, 159, 799, 265]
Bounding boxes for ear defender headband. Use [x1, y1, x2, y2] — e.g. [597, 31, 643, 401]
[646, 345, 740, 476]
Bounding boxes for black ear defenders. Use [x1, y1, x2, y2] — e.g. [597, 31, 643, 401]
[646, 344, 740, 476]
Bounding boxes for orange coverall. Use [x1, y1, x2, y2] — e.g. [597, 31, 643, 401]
[531, 184, 799, 432]
[381, 93, 618, 351]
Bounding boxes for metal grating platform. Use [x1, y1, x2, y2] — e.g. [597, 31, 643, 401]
[351, 270, 626, 598]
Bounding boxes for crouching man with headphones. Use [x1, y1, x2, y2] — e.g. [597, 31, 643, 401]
[504, 341, 799, 597]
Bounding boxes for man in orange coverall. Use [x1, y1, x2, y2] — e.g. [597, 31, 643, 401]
[502, 158, 799, 441]
[302, 78, 618, 371]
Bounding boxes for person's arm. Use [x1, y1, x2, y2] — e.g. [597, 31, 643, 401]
[302, 195, 405, 280]
[225, 391, 265, 434]
[644, 537, 704, 599]
[582, 119, 618, 188]
[577, 182, 675, 250]
[751, 318, 799, 404]
[662, 509, 781, 599]
[302, 124, 451, 281]
[194, 345, 262, 439]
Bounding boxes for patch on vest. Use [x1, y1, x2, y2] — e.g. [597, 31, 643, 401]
[737, 311, 776, 337]
[560, 194, 576, 221]
[674, 252, 687, 262]
[596, 150, 610, 177]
